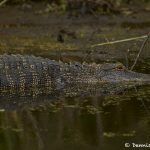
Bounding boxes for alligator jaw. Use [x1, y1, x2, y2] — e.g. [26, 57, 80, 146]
[100, 70, 150, 85]
[125, 71, 150, 83]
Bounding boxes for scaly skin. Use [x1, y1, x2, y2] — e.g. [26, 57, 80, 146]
[0, 54, 150, 97]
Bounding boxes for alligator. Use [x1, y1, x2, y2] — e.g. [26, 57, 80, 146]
[0, 54, 150, 98]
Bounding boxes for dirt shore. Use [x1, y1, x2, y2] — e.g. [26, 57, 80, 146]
[0, 3, 149, 65]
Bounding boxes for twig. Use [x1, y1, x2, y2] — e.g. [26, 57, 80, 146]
[130, 32, 150, 70]
[125, 49, 130, 69]
[91, 35, 148, 47]
[0, 0, 8, 7]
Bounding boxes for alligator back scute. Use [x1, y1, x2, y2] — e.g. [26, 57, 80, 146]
[0, 54, 150, 98]
[0, 54, 61, 96]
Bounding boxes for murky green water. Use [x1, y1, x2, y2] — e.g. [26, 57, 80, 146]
[0, 86, 150, 150]
[0, 5, 150, 150]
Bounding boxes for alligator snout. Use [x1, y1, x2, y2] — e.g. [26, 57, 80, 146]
[128, 71, 150, 83]
[100, 69, 150, 84]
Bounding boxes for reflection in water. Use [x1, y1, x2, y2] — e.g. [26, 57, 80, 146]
[0, 86, 149, 150]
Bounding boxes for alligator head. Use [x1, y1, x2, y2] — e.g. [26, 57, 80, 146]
[61, 62, 150, 96]
[98, 63, 150, 84]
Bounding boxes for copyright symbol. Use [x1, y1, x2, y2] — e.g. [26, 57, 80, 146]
[125, 143, 130, 147]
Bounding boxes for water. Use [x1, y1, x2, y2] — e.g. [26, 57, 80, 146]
[0, 86, 150, 150]
[0, 5, 150, 150]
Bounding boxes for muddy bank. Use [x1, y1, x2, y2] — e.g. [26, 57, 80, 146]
[0, 3, 149, 70]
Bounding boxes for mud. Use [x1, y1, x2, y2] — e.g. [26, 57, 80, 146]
[0, 3, 149, 65]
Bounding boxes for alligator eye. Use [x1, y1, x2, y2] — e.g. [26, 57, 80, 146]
[116, 64, 125, 71]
